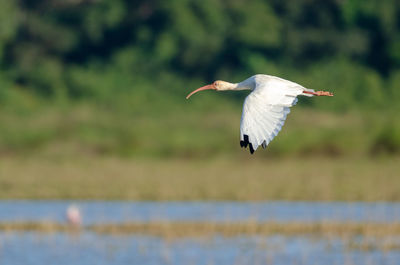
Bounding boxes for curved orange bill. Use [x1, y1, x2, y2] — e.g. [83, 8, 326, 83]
[186, 84, 216, 99]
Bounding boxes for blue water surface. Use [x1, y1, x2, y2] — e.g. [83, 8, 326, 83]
[1, 201, 400, 265]
[1, 232, 399, 265]
[0, 200, 400, 224]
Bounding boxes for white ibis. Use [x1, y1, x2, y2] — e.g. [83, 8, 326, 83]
[186, 74, 333, 154]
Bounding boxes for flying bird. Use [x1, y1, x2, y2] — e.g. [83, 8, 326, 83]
[186, 74, 333, 154]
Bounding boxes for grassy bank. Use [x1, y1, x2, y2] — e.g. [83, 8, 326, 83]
[0, 156, 399, 201]
[4, 220, 400, 251]
[2, 220, 400, 240]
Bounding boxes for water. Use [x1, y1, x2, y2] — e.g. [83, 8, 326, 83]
[1, 232, 400, 265]
[1, 201, 400, 265]
[1, 200, 400, 224]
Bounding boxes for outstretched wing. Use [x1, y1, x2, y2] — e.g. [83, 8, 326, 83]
[240, 79, 306, 154]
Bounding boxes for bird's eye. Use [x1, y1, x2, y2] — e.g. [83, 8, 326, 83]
[214, 81, 218, 86]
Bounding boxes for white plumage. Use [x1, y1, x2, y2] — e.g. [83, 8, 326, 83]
[186, 74, 333, 154]
[239, 75, 315, 153]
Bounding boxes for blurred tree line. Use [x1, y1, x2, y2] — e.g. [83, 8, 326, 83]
[1, 0, 400, 157]
[0, 0, 399, 110]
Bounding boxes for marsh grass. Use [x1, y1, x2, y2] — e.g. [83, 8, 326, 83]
[4, 220, 400, 252]
[3, 220, 400, 245]
[0, 222, 70, 233]
[88, 221, 400, 239]
[0, 155, 399, 200]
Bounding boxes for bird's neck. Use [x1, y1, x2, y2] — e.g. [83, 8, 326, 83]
[236, 77, 256, 91]
[219, 78, 255, 91]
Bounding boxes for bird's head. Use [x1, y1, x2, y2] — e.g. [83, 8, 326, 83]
[186, 80, 235, 99]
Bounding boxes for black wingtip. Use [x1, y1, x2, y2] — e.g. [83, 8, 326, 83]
[240, 134, 254, 154]
[242, 135, 249, 148]
[249, 143, 254, 154]
[262, 141, 267, 149]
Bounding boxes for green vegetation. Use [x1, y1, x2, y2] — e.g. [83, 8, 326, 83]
[0, 104, 399, 158]
[0, 1, 399, 159]
[0, 1, 399, 201]
[2, 0, 400, 103]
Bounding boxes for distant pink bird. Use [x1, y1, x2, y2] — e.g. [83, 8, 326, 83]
[186, 74, 333, 154]
[66, 205, 82, 226]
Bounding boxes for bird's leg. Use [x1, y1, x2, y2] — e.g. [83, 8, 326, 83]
[316, 90, 334, 96]
[304, 90, 334, 96]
